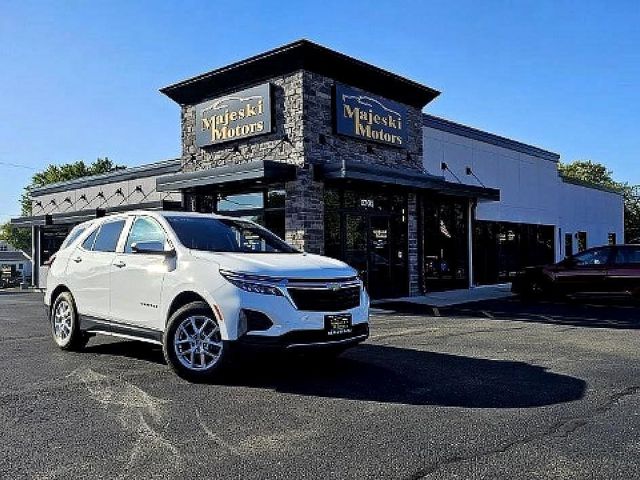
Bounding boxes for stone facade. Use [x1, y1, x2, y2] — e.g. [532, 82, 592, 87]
[180, 68, 426, 289]
[180, 71, 305, 171]
[302, 71, 424, 170]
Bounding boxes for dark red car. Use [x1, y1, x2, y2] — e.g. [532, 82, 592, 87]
[512, 244, 640, 299]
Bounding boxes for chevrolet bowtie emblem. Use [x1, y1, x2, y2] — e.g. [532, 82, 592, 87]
[328, 283, 341, 291]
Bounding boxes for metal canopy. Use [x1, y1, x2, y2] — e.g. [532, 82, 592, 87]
[156, 160, 297, 192]
[10, 200, 181, 228]
[315, 160, 500, 201]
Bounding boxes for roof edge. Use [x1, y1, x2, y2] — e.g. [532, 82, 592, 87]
[560, 175, 623, 195]
[160, 39, 440, 107]
[423, 114, 560, 162]
[29, 158, 181, 197]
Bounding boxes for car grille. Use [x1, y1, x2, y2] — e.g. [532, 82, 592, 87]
[287, 283, 361, 312]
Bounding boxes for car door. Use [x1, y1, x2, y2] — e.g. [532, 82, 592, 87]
[606, 246, 640, 294]
[65, 218, 127, 319]
[553, 247, 613, 294]
[109, 216, 171, 330]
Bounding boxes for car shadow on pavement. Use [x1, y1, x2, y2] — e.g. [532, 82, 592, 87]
[378, 297, 640, 330]
[222, 344, 585, 408]
[82, 340, 585, 408]
[83, 340, 166, 363]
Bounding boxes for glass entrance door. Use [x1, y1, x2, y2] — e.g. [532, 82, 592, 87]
[325, 187, 408, 299]
[342, 213, 407, 299]
[368, 215, 391, 299]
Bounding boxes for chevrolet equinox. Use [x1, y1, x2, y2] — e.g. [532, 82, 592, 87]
[45, 211, 370, 380]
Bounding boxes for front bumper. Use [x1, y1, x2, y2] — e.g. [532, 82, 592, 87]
[236, 322, 369, 350]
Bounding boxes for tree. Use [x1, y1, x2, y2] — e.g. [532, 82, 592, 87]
[0, 222, 32, 252]
[1, 157, 125, 252]
[558, 160, 640, 243]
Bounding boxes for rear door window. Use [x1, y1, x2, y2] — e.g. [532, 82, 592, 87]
[614, 247, 640, 265]
[92, 220, 126, 252]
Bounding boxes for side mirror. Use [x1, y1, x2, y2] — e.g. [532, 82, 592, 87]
[131, 241, 174, 256]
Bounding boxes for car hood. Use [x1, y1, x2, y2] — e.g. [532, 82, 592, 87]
[189, 251, 357, 279]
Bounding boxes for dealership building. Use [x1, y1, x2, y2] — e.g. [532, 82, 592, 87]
[12, 40, 624, 297]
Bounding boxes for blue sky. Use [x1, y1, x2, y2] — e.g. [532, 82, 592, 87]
[1, 0, 639, 223]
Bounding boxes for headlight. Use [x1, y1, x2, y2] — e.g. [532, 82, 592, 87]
[219, 270, 284, 296]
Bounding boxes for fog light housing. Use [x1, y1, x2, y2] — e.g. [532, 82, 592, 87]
[239, 309, 273, 333]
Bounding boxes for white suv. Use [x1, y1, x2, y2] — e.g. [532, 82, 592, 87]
[45, 211, 369, 380]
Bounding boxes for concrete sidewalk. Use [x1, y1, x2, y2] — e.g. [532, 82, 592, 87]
[371, 283, 513, 308]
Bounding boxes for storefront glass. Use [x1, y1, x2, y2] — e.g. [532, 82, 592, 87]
[473, 220, 555, 284]
[191, 186, 286, 239]
[324, 187, 408, 299]
[421, 196, 469, 291]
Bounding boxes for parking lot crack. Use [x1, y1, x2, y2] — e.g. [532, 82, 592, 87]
[407, 385, 640, 480]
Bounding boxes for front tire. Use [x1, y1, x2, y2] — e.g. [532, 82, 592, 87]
[51, 291, 86, 350]
[163, 301, 230, 382]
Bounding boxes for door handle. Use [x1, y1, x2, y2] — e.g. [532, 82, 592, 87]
[113, 261, 126, 268]
[73, 256, 82, 263]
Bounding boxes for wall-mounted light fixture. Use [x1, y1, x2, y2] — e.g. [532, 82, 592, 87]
[465, 166, 486, 187]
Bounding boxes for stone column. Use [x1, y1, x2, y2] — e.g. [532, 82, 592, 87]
[407, 193, 420, 296]
[284, 166, 324, 254]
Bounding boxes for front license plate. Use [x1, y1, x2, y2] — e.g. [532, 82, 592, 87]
[325, 314, 352, 336]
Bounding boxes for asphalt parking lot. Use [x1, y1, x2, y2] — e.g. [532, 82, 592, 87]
[1, 292, 640, 479]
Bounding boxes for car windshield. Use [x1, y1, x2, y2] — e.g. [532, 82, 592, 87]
[165, 216, 298, 254]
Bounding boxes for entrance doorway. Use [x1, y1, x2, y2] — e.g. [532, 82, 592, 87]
[325, 188, 408, 299]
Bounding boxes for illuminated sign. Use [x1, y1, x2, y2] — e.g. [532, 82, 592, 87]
[195, 83, 272, 147]
[335, 83, 407, 147]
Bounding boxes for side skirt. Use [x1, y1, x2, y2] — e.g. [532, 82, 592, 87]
[79, 315, 163, 345]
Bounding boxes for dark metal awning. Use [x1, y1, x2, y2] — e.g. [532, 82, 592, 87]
[10, 200, 182, 228]
[314, 160, 500, 200]
[156, 160, 297, 192]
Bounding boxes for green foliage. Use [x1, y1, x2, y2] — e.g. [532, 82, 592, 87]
[559, 160, 640, 243]
[3, 157, 125, 251]
[0, 223, 31, 252]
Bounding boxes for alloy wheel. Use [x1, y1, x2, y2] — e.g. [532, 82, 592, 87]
[53, 300, 73, 343]
[173, 315, 223, 371]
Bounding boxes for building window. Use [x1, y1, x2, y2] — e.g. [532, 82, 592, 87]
[422, 197, 469, 291]
[0, 244, 7, 252]
[577, 231, 587, 252]
[473, 221, 555, 285]
[565, 233, 573, 258]
[608, 232, 617, 245]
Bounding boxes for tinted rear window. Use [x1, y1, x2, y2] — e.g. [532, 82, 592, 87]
[61, 225, 88, 249]
[82, 229, 98, 250]
[614, 247, 640, 265]
[92, 220, 126, 252]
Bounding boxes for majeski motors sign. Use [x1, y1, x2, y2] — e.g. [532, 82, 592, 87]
[334, 83, 407, 148]
[195, 83, 272, 147]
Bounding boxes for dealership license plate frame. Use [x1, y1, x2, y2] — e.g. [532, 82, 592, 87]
[325, 313, 353, 337]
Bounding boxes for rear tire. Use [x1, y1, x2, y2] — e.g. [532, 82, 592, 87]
[51, 291, 86, 351]
[163, 301, 231, 382]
